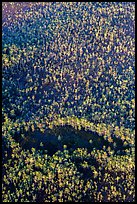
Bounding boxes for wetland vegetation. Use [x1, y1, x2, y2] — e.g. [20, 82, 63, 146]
[2, 2, 135, 202]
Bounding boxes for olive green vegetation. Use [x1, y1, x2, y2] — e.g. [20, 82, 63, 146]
[2, 2, 135, 202]
[2, 119, 135, 202]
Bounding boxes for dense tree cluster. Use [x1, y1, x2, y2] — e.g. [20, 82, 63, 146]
[2, 123, 135, 202]
[2, 2, 135, 202]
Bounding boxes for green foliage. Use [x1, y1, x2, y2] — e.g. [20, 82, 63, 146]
[2, 128, 135, 202]
[2, 2, 135, 202]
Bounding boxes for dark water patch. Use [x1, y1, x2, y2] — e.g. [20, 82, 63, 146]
[13, 124, 131, 157]
[14, 129, 62, 155]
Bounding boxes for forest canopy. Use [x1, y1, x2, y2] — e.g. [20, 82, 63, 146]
[2, 2, 135, 202]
